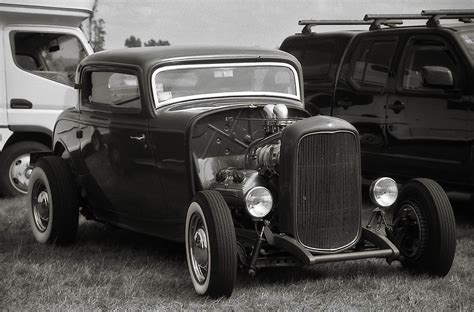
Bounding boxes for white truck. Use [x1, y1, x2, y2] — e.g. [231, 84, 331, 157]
[0, 1, 94, 197]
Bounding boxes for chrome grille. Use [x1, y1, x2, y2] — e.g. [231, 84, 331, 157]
[295, 131, 361, 251]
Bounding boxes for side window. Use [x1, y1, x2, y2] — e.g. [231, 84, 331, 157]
[350, 38, 397, 89]
[402, 39, 462, 90]
[283, 39, 342, 83]
[301, 40, 338, 82]
[83, 71, 141, 113]
[13, 32, 87, 86]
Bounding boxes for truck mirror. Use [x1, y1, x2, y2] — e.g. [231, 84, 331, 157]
[421, 66, 453, 88]
[49, 39, 60, 52]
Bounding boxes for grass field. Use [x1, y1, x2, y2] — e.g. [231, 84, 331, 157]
[0, 197, 473, 311]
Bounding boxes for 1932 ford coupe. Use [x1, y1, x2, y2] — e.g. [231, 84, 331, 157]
[28, 46, 456, 298]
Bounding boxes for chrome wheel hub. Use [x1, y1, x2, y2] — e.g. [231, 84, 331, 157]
[188, 213, 209, 284]
[393, 203, 422, 258]
[32, 184, 50, 232]
[9, 154, 33, 194]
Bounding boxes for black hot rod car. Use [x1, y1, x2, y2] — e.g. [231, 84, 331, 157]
[28, 46, 456, 298]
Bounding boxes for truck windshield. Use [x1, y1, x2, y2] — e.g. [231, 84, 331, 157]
[152, 62, 300, 106]
[459, 31, 474, 58]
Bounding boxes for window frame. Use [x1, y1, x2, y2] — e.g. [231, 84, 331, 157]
[9, 30, 88, 87]
[348, 36, 399, 92]
[397, 34, 467, 95]
[80, 66, 144, 115]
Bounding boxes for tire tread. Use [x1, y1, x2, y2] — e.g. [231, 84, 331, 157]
[193, 190, 237, 298]
[33, 156, 79, 244]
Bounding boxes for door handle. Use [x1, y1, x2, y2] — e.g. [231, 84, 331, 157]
[387, 100, 405, 114]
[130, 134, 146, 141]
[10, 99, 33, 109]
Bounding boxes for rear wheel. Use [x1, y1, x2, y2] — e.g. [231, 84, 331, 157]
[28, 156, 79, 245]
[185, 191, 237, 298]
[390, 178, 456, 276]
[0, 141, 49, 197]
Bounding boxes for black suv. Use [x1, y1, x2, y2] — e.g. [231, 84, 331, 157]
[281, 10, 474, 197]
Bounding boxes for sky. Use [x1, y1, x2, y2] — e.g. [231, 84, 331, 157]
[95, 0, 474, 49]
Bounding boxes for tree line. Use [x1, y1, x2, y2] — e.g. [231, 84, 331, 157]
[85, 1, 171, 51]
[124, 36, 170, 48]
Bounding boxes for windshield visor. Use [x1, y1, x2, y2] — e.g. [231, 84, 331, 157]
[152, 62, 300, 106]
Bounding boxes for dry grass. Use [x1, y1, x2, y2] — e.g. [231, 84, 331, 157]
[0, 197, 473, 311]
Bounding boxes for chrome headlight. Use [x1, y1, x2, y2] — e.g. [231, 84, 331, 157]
[370, 177, 398, 207]
[245, 186, 273, 218]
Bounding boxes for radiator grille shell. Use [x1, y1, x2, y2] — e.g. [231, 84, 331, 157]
[294, 131, 361, 252]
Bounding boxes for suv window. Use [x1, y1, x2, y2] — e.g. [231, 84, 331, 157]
[402, 39, 462, 90]
[284, 39, 341, 83]
[83, 71, 141, 113]
[351, 38, 397, 89]
[13, 32, 87, 86]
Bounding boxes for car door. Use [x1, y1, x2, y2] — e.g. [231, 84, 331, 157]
[385, 33, 472, 184]
[78, 67, 166, 226]
[333, 35, 399, 177]
[4, 26, 92, 133]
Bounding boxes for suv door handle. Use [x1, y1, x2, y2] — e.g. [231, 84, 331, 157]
[387, 101, 405, 114]
[130, 134, 145, 141]
[10, 98, 33, 109]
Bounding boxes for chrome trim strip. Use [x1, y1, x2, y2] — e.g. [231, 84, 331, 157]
[151, 62, 301, 107]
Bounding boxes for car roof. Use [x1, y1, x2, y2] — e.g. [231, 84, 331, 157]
[81, 46, 298, 69]
[281, 31, 360, 45]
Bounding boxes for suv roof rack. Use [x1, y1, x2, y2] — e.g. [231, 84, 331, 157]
[364, 10, 474, 28]
[422, 10, 474, 26]
[299, 20, 376, 34]
[298, 10, 474, 34]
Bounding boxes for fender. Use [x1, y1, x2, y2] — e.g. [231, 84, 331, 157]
[8, 125, 53, 137]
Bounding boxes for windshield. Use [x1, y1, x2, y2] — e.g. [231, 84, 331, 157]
[459, 31, 474, 58]
[152, 62, 300, 106]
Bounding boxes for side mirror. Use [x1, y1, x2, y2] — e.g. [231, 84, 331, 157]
[421, 66, 453, 88]
[370, 64, 389, 74]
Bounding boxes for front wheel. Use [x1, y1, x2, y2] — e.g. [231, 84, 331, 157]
[389, 178, 456, 276]
[27, 156, 79, 245]
[185, 191, 237, 298]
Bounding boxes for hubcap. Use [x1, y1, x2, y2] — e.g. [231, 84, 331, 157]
[32, 182, 50, 232]
[9, 154, 33, 194]
[392, 203, 422, 258]
[188, 212, 209, 284]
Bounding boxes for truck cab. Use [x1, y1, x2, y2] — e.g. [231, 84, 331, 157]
[0, 1, 94, 197]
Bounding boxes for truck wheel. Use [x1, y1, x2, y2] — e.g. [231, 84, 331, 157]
[390, 178, 456, 276]
[0, 141, 49, 197]
[28, 156, 79, 245]
[185, 190, 237, 298]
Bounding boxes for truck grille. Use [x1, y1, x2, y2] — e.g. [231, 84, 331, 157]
[295, 131, 361, 251]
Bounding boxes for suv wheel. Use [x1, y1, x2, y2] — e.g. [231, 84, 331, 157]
[390, 178, 456, 276]
[28, 156, 79, 245]
[185, 191, 237, 298]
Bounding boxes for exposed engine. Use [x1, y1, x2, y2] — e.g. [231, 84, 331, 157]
[245, 103, 295, 175]
[190, 103, 305, 219]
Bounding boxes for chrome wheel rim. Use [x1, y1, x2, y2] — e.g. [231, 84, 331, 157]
[31, 181, 50, 232]
[9, 154, 33, 194]
[188, 212, 209, 284]
[393, 202, 422, 258]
